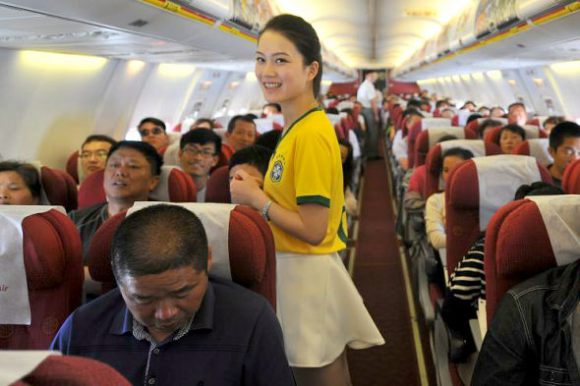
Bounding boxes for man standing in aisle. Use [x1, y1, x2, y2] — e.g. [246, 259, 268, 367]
[357, 71, 380, 159]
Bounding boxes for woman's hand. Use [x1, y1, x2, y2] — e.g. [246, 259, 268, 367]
[230, 169, 269, 209]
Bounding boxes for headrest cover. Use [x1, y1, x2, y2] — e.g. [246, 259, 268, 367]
[254, 118, 274, 134]
[475, 155, 541, 230]
[326, 114, 340, 125]
[0, 206, 66, 325]
[128, 202, 235, 279]
[427, 127, 466, 147]
[29, 161, 50, 205]
[440, 139, 486, 157]
[527, 195, 580, 266]
[422, 118, 451, 129]
[162, 142, 181, 167]
[523, 125, 540, 138]
[457, 110, 472, 127]
[478, 117, 508, 126]
[0, 350, 59, 385]
[527, 138, 553, 166]
[149, 166, 177, 201]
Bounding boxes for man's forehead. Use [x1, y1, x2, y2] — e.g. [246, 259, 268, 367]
[83, 141, 112, 150]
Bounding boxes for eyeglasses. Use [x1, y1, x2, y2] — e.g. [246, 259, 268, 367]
[80, 150, 109, 159]
[561, 147, 580, 157]
[139, 127, 165, 136]
[182, 147, 216, 157]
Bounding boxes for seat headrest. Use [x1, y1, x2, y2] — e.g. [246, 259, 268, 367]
[426, 127, 468, 147]
[77, 170, 106, 209]
[563, 158, 580, 194]
[205, 165, 231, 203]
[513, 138, 553, 166]
[440, 139, 486, 157]
[149, 166, 197, 202]
[421, 117, 451, 129]
[31, 164, 78, 212]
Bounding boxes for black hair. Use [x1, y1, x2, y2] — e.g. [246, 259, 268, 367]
[326, 107, 339, 115]
[264, 103, 282, 113]
[508, 102, 526, 112]
[500, 124, 526, 140]
[228, 145, 273, 177]
[435, 100, 449, 109]
[514, 181, 564, 200]
[548, 121, 580, 150]
[490, 106, 505, 116]
[338, 140, 353, 191]
[255, 129, 282, 151]
[466, 113, 482, 125]
[461, 101, 476, 109]
[180, 128, 222, 155]
[245, 113, 259, 120]
[477, 119, 504, 138]
[543, 116, 565, 128]
[437, 135, 458, 143]
[111, 204, 209, 282]
[82, 135, 117, 149]
[442, 147, 474, 161]
[0, 160, 41, 200]
[406, 99, 422, 109]
[402, 108, 424, 119]
[260, 14, 323, 98]
[227, 115, 256, 134]
[138, 117, 166, 132]
[191, 118, 214, 130]
[107, 141, 163, 176]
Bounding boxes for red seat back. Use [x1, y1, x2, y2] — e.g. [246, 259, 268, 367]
[445, 156, 552, 277]
[0, 209, 83, 349]
[39, 166, 78, 212]
[87, 204, 276, 308]
[484, 196, 580, 321]
[11, 355, 131, 386]
[513, 138, 553, 166]
[563, 158, 580, 194]
[77, 170, 106, 209]
[425, 140, 501, 199]
[65, 151, 80, 184]
[414, 127, 477, 167]
[206, 165, 231, 203]
[407, 118, 452, 168]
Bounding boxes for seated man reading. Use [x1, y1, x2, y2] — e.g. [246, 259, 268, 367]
[51, 204, 295, 386]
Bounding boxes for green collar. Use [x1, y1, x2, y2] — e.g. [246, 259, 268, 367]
[274, 106, 322, 153]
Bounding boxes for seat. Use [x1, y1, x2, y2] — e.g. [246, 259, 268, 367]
[562, 158, 580, 194]
[464, 117, 508, 137]
[513, 138, 553, 166]
[407, 118, 452, 168]
[37, 165, 78, 212]
[0, 208, 83, 349]
[87, 203, 276, 308]
[205, 165, 231, 203]
[9, 355, 131, 386]
[78, 166, 197, 209]
[414, 127, 477, 168]
[484, 195, 580, 321]
[425, 139, 501, 199]
[484, 125, 547, 146]
[65, 151, 80, 184]
[445, 155, 552, 278]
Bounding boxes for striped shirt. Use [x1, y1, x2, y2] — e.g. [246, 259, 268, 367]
[449, 235, 486, 302]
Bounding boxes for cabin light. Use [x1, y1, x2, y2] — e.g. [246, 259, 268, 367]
[127, 60, 145, 75]
[507, 79, 517, 86]
[460, 74, 470, 82]
[550, 60, 580, 75]
[245, 72, 257, 82]
[200, 80, 213, 90]
[532, 78, 544, 87]
[472, 72, 484, 81]
[229, 81, 240, 89]
[158, 63, 196, 77]
[239, 108, 248, 114]
[20, 50, 107, 71]
[452, 75, 461, 82]
[486, 70, 503, 80]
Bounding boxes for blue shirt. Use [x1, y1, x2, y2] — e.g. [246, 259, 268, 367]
[51, 276, 294, 386]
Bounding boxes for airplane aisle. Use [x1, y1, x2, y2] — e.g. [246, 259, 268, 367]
[347, 155, 436, 386]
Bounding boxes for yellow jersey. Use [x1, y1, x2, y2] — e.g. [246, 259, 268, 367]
[264, 107, 347, 254]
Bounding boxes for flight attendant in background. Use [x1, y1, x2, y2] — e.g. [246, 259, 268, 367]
[230, 14, 384, 386]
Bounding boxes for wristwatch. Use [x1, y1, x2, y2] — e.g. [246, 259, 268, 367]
[261, 200, 273, 221]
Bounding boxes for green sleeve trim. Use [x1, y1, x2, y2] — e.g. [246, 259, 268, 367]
[337, 206, 348, 243]
[296, 195, 330, 207]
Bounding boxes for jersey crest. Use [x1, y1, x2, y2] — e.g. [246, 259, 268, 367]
[270, 160, 284, 183]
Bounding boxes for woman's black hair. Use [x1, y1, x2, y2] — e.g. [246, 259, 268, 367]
[0, 160, 41, 200]
[260, 14, 323, 98]
[338, 140, 353, 191]
[514, 181, 564, 200]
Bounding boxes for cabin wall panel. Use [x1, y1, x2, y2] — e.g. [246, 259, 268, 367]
[544, 62, 580, 120]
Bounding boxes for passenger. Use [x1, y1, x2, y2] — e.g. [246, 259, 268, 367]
[393, 108, 424, 170]
[189, 118, 214, 130]
[442, 182, 564, 362]
[51, 204, 294, 386]
[477, 119, 504, 139]
[339, 140, 357, 216]
[440, 108, 455, 119]
[547, 121, 580, 188]
[507, 102, 528, 126]
[357, 70, 380, 158]
[178, 129, 221, 202]
[79, 135, 117, 182]
[489, 106, 505, 118]
[499, 124, 526, 154]
[255, 128, 282, 151]
[477, 106, 490, 117]
[230, 14, 384, 386]
[543, 115, 566, 134]
[466, 113, 483, 125]
[69, 141, 162, 261]
[138, 117, 170, 155]
[0, 161, 41, 205]
[461, 101, 476, 112]
[425, 148, 474, 250]
[228, 145, 272, 189]
[263, 102, 282, 116]
[472, 260, 579, 384]
[419, 99, 431, 113]
[224, 115, 257, 152]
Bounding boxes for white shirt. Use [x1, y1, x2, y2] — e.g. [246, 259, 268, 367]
[425, 192, 446, 249]
[356, 79, 376, 108]
[392, 130, 408, 162]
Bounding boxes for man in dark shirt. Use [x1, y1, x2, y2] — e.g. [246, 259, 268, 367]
[547, 121, 580, 188]
[52, 204, 294, 386]
[69, 141, 162, 262]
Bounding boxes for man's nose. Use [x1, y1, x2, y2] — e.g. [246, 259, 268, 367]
[155, 301, 178, 321]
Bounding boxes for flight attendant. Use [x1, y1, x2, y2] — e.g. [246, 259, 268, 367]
[230, 14, 384, 386]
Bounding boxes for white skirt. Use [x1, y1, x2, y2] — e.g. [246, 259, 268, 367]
[276, 251, 385, 367]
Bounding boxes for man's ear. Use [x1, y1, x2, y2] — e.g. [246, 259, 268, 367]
[207, 246, 213, 273]
[148, 175, 161, 192]
[548, 146, 556, 159]
[210, 155, 219, 168]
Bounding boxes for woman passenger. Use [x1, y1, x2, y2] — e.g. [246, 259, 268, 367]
[0, 161, 41, 205]
[499, 124, 526, 154]
[230, 14, 383, 386]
